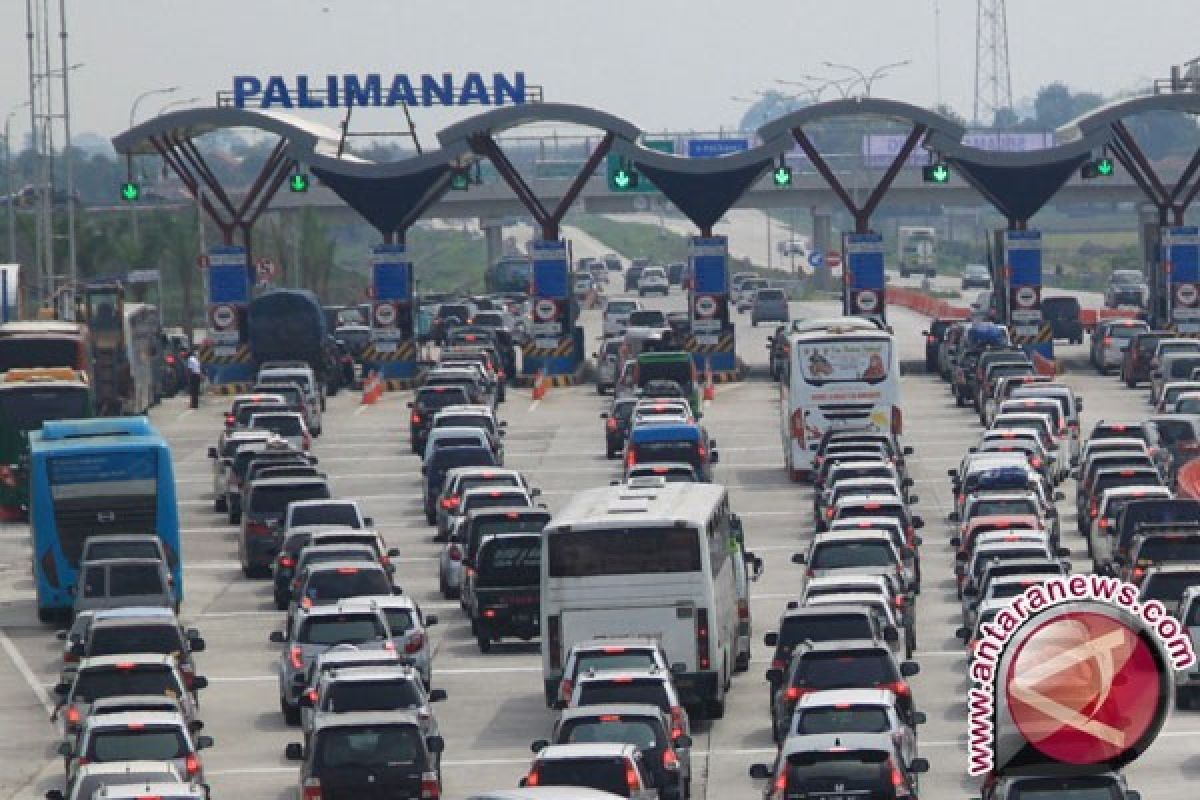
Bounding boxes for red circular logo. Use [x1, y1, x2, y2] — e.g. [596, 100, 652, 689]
[1005, 610, 1166, 766]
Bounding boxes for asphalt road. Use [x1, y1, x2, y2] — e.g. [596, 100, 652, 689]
[0, 288, 1192, 799]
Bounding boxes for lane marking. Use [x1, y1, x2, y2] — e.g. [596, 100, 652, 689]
[0, 628, 55, 714]
[354, 404, 370, 416]
[527, 400, 541, 413]
[176, 409, 196, 420]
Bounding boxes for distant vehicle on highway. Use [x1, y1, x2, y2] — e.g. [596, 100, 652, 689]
[1105, 269, 1149, 308]
[897, 226, 937, 278]
[961, 264, 991, 289]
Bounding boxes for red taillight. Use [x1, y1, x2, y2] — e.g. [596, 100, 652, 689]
[926, 334, 937, 343]
[663, 749, 680, 769]
[290, 646, 303, 670]
[625, 763, 640, 791]
[405, 632, 425, 654]
[441, 496, 460, 511]
[697, 444, 707, 459]
[280, 556, 296, 568]
[1133, 566, 1147, 582]
[525, 768, 541, 787]
[695, 608, 710, 670]
[411, 412, 422, 425]
[483, 608, 497, 618]
[303, 433, 312, 450]
[246, 521, 271, 537]
[166, 355, 176, 364]
[670, 706, 686, 740]
[891, 406, 903, 436]
[786, 686, 801, 701]
[825, 507, 835, 520]
[559, 678, 574, 703]
[889, 758, 905, 788]
[1099, 518, 1111, 529]
[421, 772, 440, 799]
[66, 706, 81, 725]
[1104, 337, 1114, 346]
[1030, 456, 1043, 468]
[224, 414, 235, 426]
[626, 448, 637, 468]
[306, 688, 318, 704]
[302, 777, 322, 800]
[606, 418, 618, 432]
[336, 567, 359, 575]
[774, 771, 788, 794]
[883, 680, 911, 697]
[738, 599, 749, 620]
[185, 754, 200, 777]
[791, 408, 806, 444]
[893, 594, 906, 609]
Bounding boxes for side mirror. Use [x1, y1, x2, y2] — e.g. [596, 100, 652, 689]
[425, 614, 439, 627]
[191, 676, 209, 691]
[674, 734, 693, 748]
[765, 668, 783, 684]
[791, 553, 806, 565]
[956, 626, 970, 641]
[900, 661, 920, 677]
[207, 447, 218, 459]
[426, 735, 445, 754]
[908, 495, 920, 505]
[429, 688, 448, 702]
[912, 516, 924, 529]
[406, 401, 414, 408]
[1127, 791, 1142, 800]
[1057, 546, 1072, 557]
[530, 488, 542, 497]
[363, 516, 374, 527]
[749, 764, 771, 780]
[709, 439, 718, 448]
[269, 631, 286, 644]
[196, 735, 214, 750]
[763, 632, 778, 647]
[420, 466, 427, 475]
[285, 742, 305, 761]
[189, 637, 206, 653]
[531, 739, 548, 753]
[947, 511, 960, 523]
[1054, 491, 1065, 501]
[949, 536, 962, 548]
[785, 601, 798, 610]
[946, 468, 957, 478]
[883, 626, 899, 643]
[518, 778, 529, 788]
[1076, 397, 1084, 412]
[904, 478, 914, 488]
[903, 446, 914, 456]
[962, 586, 978, 597]
[909, 757, 930, 774]
[912, 711, 927, 725]
[53, 682, 71, 697]
[45, 791, 65, 800]
[955, 551, 969, 563]
[191, 720, 205, 732]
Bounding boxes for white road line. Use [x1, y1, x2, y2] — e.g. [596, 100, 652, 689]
[176, 409, 196, 420]
[527, 400, 540, 413]
[0, 628, 55, 714]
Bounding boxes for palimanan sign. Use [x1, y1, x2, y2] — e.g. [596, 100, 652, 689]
[231, 72, 528, 109]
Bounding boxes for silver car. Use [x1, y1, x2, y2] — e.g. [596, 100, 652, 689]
[207, 429, 273, 511]
[594, 338, 623, 394]
[43, 761, 185, 800]
[258, 365, 323, 434]
[72, 558, 176, 616]
[61, 711, 212, 785]
[270, 602, 394, 726]
[302, 664, 447, 738]
[786, 688, 923, 767]
[344, 594, 438, 689]
[751, 288, 790, 326]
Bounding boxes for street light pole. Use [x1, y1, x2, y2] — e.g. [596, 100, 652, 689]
[822, 60, 912, 97]
[155, 96, 201, 116]
[58, 0, 79, 296]
[127, 85, 178, 246]
[3, 106, 28, 265]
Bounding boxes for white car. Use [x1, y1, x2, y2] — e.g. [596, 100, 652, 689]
[603, 298, 641, 337]
[257, 366, 323, 435]
[638, 267, 669, 297]
[248, 411, 311, 452]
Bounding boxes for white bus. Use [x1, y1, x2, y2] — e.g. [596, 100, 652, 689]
[781, 320, 901, 481]
[540, 482, 739, 718]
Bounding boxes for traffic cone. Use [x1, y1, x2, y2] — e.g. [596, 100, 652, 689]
[362, 371, 381, 405]
[532, 369, 547, 400]
[703, 357, 716, 401]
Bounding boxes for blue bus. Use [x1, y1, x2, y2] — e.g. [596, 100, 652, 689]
[28, 416, 181, 622]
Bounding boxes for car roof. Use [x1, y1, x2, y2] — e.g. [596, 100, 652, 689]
[537, 742, 639, 760]
[779, 731, 898, 757]
[797, 639, 888, 654]
[311, 709, 422, 730]
[78, 653, 176, 669]
[249, 476, 330, 488]
[319, 665, 421, 683]
[558, 703, 666, 722]
[303, 559, 385, 574]
[794, 688, 898, 709]
[71, 760, 183, 777]
[782, 603, 874, 619]
[83, 711, 188, 730]
[298, 599, 387, 618]
[569, 638, 664, 652]
[342, 594, 420, 612]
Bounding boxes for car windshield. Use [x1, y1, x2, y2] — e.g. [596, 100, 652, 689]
[325, 680, 421, 712]
[757, 289, 786, 301]
[82, 564, 163, 597]
[89, 728, 187, 761]
[305, 568, 392, 601]
[436, 415, 493, 432]
[811, 542, 896, 569]
[382, 608, 416, 635]
[796, 652, 896, 687]
[291, 504, 361, 529]
[88, 625, 183, 657]
[577, 681, 669, 712]
[536, 758, 631, 795]
[972, 499, 1036, 517]
[416, 388, 470, 410]
[795, 707, 891, 735]
[251, 415, 303, 436]
[250, 484, 330, 514]
[72, 666, 177, 701]
[477, 537, 541, 585]
[314, 726, 423, 768]
[1010, 779, 1123, 800]
[628, 311, 665, 327]
[465, 493, 530, 512]
[299, 616, 387, 645]
[561, 717, 660, 750]
[779, 614, 876, 646]
[84, 541, 160, 561]
[459, 476, 520, 495]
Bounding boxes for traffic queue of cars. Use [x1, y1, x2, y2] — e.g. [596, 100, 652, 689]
[924, 316, 1200, 798]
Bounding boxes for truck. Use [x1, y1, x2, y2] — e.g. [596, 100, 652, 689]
[247, 289, 332, 384]
[898, 226, 937, 278]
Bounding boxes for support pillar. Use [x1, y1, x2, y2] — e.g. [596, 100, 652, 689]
[481, 218, 505, 270]
[363, 244, 418, 387]
[523, 238, 580, 378]
[1001, 230, 1054, 372]
[687, 235, 736, 373]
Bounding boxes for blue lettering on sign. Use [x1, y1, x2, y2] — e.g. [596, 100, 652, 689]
[232, 72, 528, 109]
[686, 138, 749, 159]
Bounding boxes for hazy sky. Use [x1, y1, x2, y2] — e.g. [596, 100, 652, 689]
[1, 0, 1195, 146]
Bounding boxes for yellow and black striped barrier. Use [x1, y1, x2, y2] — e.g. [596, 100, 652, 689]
[521, 340, 576, 359]
[208, 382, 253, 396]
[198, 343, 252, 365]
[362, 341, 418, 362]
[684, 333, 736, 355]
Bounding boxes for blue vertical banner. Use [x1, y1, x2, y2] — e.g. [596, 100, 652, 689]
[843, 232, 885, 319]
[688, 235, 736, 372]
[1164, 226, 1200, 333]
[366, 243, 416, 382]
[206, 246, 249, 349]
[1004, 230, 1052, 367]
[527, 239, 575, 376]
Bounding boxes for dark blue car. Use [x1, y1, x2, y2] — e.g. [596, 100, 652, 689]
[423, 445, 498, 524]
[624, 422, 718, 482]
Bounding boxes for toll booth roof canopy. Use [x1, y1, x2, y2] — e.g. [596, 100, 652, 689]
[436, 102, 641, 146]
[1056, 92, 1200, 145]
[756, 96, 967, 145]
[112, 107, 345, 158]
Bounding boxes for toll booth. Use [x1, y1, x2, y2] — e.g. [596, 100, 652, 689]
[843, 232, 886, 323]
[1164, 226, 1200, 335]
[523, 239, 580, 377]
[686, 235, 735, 373]
[363, 243, 417, 386]
[200, 245, 256, 389]
[999, 230, 1054, 369]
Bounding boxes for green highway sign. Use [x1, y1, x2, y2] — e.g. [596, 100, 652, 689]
[606, 138, 674, 193]
[120, 181, 140, 202]
[449, 168, 471, 191]
[922, 163, 950, 183]
[289, 173, 310, 192]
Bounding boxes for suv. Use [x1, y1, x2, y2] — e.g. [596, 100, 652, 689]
[961, 264, 990, 289]
[751, 288, 789, 326]
[409, 385, 473, 454]
[73, 558, 175, 615]
[54, 654, 203, 742]
[423, 445, 499, 524]
[522, 743, 658, 800]
[68, 613, 206, 690]
[1105, 269, 1149, 308]
[270, 602, 394, 725]
[285, 712, 444, 800]
[554, 639, 672, 709]
[257, 365, 323, 433]
[464, 532, 541, 652]
[436, 467, 533, 542]
[749, 733, 928, 800]
[62, 712, 213, 786]
[301, 664, 447, 737]
[1121, 330, 1172, 387]
[1041, 296, 1083, 344]
[239, 476, 332, 578]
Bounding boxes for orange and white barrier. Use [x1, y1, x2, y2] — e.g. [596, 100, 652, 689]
[703, 358, 716, 401]
[361, 371, 384, 405]
[532, 369, 548, 401]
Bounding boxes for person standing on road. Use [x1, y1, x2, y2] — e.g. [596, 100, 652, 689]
[186, 349, 203, 409]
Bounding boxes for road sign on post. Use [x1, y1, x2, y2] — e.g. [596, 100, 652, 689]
[686, 138, 749, 159]
[527, 239, 575, 378]
[1164, 226, 1200, 333]
[688, 235, 736, 373]
[366, 243, 416, 382]
[843, 233, 885, 321]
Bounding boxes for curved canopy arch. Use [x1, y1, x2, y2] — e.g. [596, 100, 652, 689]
[756, 96, 967, 148]
[112, 106, 343, 159]
[435, 102, 641, 147]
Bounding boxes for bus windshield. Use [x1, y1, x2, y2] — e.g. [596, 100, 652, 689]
[548, 528, 702, 577]
[0, 337, 81, 371]
[0, 385, 90, 430]
[796, 338, 891, 385]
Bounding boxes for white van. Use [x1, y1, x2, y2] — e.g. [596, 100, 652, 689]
[780, 322, 901, 481]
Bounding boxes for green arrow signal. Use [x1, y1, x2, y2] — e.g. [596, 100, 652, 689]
[773, 167, 792, 187]
[289, 173, 309, 192]
[613, 170, 631, 190]
[932, 164, 949, 182]
[120, 181, 140, 202]
[1096, 158, 1114, 176]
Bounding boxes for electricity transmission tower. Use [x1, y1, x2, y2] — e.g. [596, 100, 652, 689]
[973, 0, 1013, 126]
